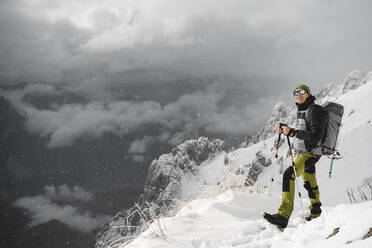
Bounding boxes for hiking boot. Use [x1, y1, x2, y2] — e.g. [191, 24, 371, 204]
[263, 212, 289, 229]
[305, 215, 320, 221]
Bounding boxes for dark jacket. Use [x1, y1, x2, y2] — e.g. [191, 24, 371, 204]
[291, 95, 326, 152]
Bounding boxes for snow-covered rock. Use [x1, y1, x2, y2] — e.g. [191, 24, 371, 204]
[95, 137, 224, 248]
[245, 103, 295, 146]
[315, 83, 343, 103]
[144, 137, 224, 203]
[245, 151, 272, 186]
[342, 70, 372, 93]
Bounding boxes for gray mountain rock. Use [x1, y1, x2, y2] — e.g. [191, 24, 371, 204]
[95, 137, 223, 248]
[342, 70, 372, 93]
[243, 103, 295, 146]
[243, 151, 272, 186]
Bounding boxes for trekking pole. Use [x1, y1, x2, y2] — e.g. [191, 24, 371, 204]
[270, 132, 282, 196]
[329, 154, 335, 178]
[283, 126, 305, 218]
[329, 122, 343, 178]
[274, 133, 282, 158]
[329, 151, 340, 178]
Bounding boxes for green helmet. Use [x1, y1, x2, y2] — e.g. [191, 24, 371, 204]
[294, 84, 311, 96]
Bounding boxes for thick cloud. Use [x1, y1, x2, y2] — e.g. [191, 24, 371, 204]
[44, 185, 94, 202]
[128, 139, 148, 154]
[2, 82, 275, 147]
[14, 185, 109, 232]
[127, 138, 150, 162]
[1, 0, 372, 93]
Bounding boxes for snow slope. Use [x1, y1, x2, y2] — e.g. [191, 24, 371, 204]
[118, 78, 372, 248]
[126, 190, 372, 248]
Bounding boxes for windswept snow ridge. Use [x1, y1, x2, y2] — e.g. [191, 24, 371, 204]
[125, 190, 372, 248]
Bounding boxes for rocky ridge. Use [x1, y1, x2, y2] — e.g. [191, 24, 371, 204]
[95, 137, 224, 248]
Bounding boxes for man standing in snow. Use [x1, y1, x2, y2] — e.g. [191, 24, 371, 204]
[264, 84, 326, 229]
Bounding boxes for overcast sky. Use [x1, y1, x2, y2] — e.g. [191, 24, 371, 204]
[1, 0, 372, 145]
[1, 0, 371, 87]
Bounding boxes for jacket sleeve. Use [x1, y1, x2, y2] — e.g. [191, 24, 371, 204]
[292, 105, 325, 143]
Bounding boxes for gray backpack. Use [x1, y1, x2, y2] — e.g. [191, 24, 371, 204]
[320, 102, 344, 155]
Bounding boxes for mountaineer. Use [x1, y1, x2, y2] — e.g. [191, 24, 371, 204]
[264, 84, 326, 229]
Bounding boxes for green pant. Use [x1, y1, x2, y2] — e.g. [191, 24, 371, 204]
[278, 152, 322, 217]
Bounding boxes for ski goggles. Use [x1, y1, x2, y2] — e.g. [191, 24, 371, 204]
[293, 89, 307, 96]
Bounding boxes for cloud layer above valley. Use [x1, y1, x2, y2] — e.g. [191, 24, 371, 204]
[2, 81, 275, 147]
[14, 185, 109, 232]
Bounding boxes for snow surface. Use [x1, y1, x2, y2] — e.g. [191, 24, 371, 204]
[119, 79, 372, 248]
[125, 190, 372, 248]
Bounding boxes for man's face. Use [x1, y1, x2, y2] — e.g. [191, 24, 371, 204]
[294, 88, 309, 104]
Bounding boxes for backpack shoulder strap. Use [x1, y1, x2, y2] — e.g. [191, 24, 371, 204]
[304, 103, 321, 120]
